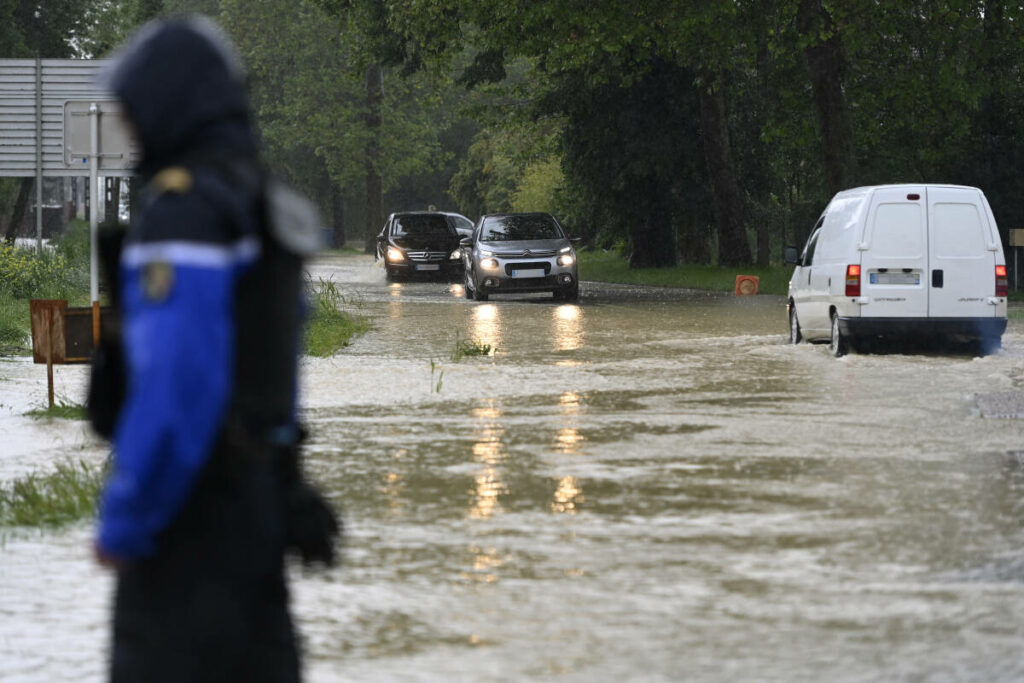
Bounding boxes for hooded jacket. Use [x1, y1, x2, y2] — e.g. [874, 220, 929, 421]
[96, 17, 266, 560]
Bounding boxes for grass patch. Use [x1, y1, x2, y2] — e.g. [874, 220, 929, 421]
[0, 459, 106, 527]
[578, 250, 794, 295]
[451, 331, 493, 361]
[25, 400, 88, 420]
[304, 277, 370, 357]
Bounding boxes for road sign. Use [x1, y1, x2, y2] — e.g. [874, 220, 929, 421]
[63, 100, 138, 170]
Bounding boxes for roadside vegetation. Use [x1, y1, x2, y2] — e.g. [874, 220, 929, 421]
[0, 459, 105, 527]
[0, 221, 91, 353]
[25, 400, 88, 420]
[579, 249, 793, 296]
[451, 331, 492, 361]
[304, 277, 370, 357]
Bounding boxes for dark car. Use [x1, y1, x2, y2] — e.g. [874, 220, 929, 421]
[376, 212, 464, 281]
[462, 212, 579, 301]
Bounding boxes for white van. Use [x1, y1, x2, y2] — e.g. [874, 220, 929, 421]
[785, 184, 1008, 356]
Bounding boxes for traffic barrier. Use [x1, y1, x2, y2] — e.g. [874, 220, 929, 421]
[735, 275, 760, 295]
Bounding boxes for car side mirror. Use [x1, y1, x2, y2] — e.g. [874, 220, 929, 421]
[783, 246, 800, 265]
[459, 237, 473, 247]
[570, 236, 582, 244]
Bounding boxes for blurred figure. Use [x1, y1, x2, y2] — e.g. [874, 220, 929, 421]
[91, 16, 334, 683]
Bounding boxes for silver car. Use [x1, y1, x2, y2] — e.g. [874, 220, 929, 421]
[462, 213, 579, 302]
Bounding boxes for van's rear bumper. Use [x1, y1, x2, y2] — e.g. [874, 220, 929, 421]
[839, 317, 1007, 340]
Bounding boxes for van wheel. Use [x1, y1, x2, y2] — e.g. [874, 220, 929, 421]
[976, 335, 1002, 356]
[789, 306, 802, 344]
[830, 311, 849, 357]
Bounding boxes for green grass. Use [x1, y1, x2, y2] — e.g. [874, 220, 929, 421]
[0, 220, 93, 354]
[451, 331, 493, 361]
[0, 459, 106, 527]
[25, 400, 88, 420]
[304, 277, 370, 357]
[578, 250, 793, 295]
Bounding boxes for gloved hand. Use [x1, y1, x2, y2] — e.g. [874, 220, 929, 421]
[284, 480, 341, 567]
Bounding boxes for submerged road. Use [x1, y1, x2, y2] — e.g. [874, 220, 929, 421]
[2, 252, 1024, 681]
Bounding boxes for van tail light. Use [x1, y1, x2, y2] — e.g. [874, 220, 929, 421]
[995, 265, 1008, 297]
[845, 264, 861, 297]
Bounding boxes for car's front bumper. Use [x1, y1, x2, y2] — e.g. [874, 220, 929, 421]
[474, 257, 577, 293]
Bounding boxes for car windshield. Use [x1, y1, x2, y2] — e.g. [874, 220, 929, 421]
[392, 214, 453, 236]
[448, 214, 474, 231]
[480, 215, 562, 242]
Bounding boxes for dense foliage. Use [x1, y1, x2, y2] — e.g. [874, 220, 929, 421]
[3, 0, 1023, 269]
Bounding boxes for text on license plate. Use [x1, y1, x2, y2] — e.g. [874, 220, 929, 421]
[511, 268, 545, 278]
[870, 271, 919, 285]
[415, 264, 440, 271]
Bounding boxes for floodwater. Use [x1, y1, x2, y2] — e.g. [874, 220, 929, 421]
[3, 252, 1024, 682]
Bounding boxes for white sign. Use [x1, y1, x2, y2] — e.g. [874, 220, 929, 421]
[63, 101, 138, 170]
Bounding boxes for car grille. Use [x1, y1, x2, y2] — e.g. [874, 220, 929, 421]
[406, 250, 448, 262]
[504, 261, 552, 277]
[494, 248, 557, 258]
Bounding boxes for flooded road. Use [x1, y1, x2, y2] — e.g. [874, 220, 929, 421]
[3, 252, 1024, 681]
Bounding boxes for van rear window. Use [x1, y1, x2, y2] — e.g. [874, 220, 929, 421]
[869, 203, 924, 258]
[932, 203, 986, 258]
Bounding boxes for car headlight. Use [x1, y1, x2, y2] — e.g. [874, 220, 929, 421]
[480, 258, 499, 270]
[479, 249, 494, 258]
[386, 247, 405, 262]
[450, 249, 462, 260]
[557, 253, 575, 266]
[559, 246, 572, 253]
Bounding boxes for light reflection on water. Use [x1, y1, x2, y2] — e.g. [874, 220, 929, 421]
[469, 399, 507, 520]
[470, 303, 502, 352]
[553, 304, 583, 351]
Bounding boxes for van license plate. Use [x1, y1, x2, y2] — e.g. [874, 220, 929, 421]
[870, 272, 919, 285]
[416, 264, 440, 271]
[512, 268, 545, 278]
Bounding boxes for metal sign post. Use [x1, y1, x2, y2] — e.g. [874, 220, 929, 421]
[1011, 230, 1024, 291]
[63, 99, 136, 341]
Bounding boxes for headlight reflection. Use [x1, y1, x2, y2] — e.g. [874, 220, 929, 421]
[471, 303, 502, 352]
[553, 304, 583, 351]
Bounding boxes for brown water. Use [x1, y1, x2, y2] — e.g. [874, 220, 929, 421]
[2, 253, 1023, 682]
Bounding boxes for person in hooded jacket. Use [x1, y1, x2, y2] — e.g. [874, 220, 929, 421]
[93, 16, 305, 683]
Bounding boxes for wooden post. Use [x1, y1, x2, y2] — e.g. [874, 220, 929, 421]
[46, 306, 55, 409]
[92, 300, 101, 346]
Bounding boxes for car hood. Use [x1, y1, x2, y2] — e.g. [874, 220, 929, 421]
[392, 234, 459, 250]
[478, 238, 569, 256]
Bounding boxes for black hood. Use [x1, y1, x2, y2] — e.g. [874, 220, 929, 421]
[100, 16, 256, 179]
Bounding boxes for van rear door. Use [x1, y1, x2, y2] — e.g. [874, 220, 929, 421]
[860, 187, 928, 318]
[926, 187, 997, 318]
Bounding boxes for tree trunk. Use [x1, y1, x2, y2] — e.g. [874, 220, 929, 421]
[364, 63, 383, 254]
[3, 178, 33, 243]
[797, 0, 856, 195]
[628, 185, 677, 268]
[331, 184, 346, 249]
[698, 69, 750, 267]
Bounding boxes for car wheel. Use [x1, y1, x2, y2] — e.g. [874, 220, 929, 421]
[559, 284, 579, 302]
[473, 284, 489, 302]
[385, 268, 396, 282]
[789, 304, 802, 344]
[830, 311, 848, 357]
[463, 268, 474, 299]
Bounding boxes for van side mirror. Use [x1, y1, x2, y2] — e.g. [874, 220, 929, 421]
[784, 246, 800, 265]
